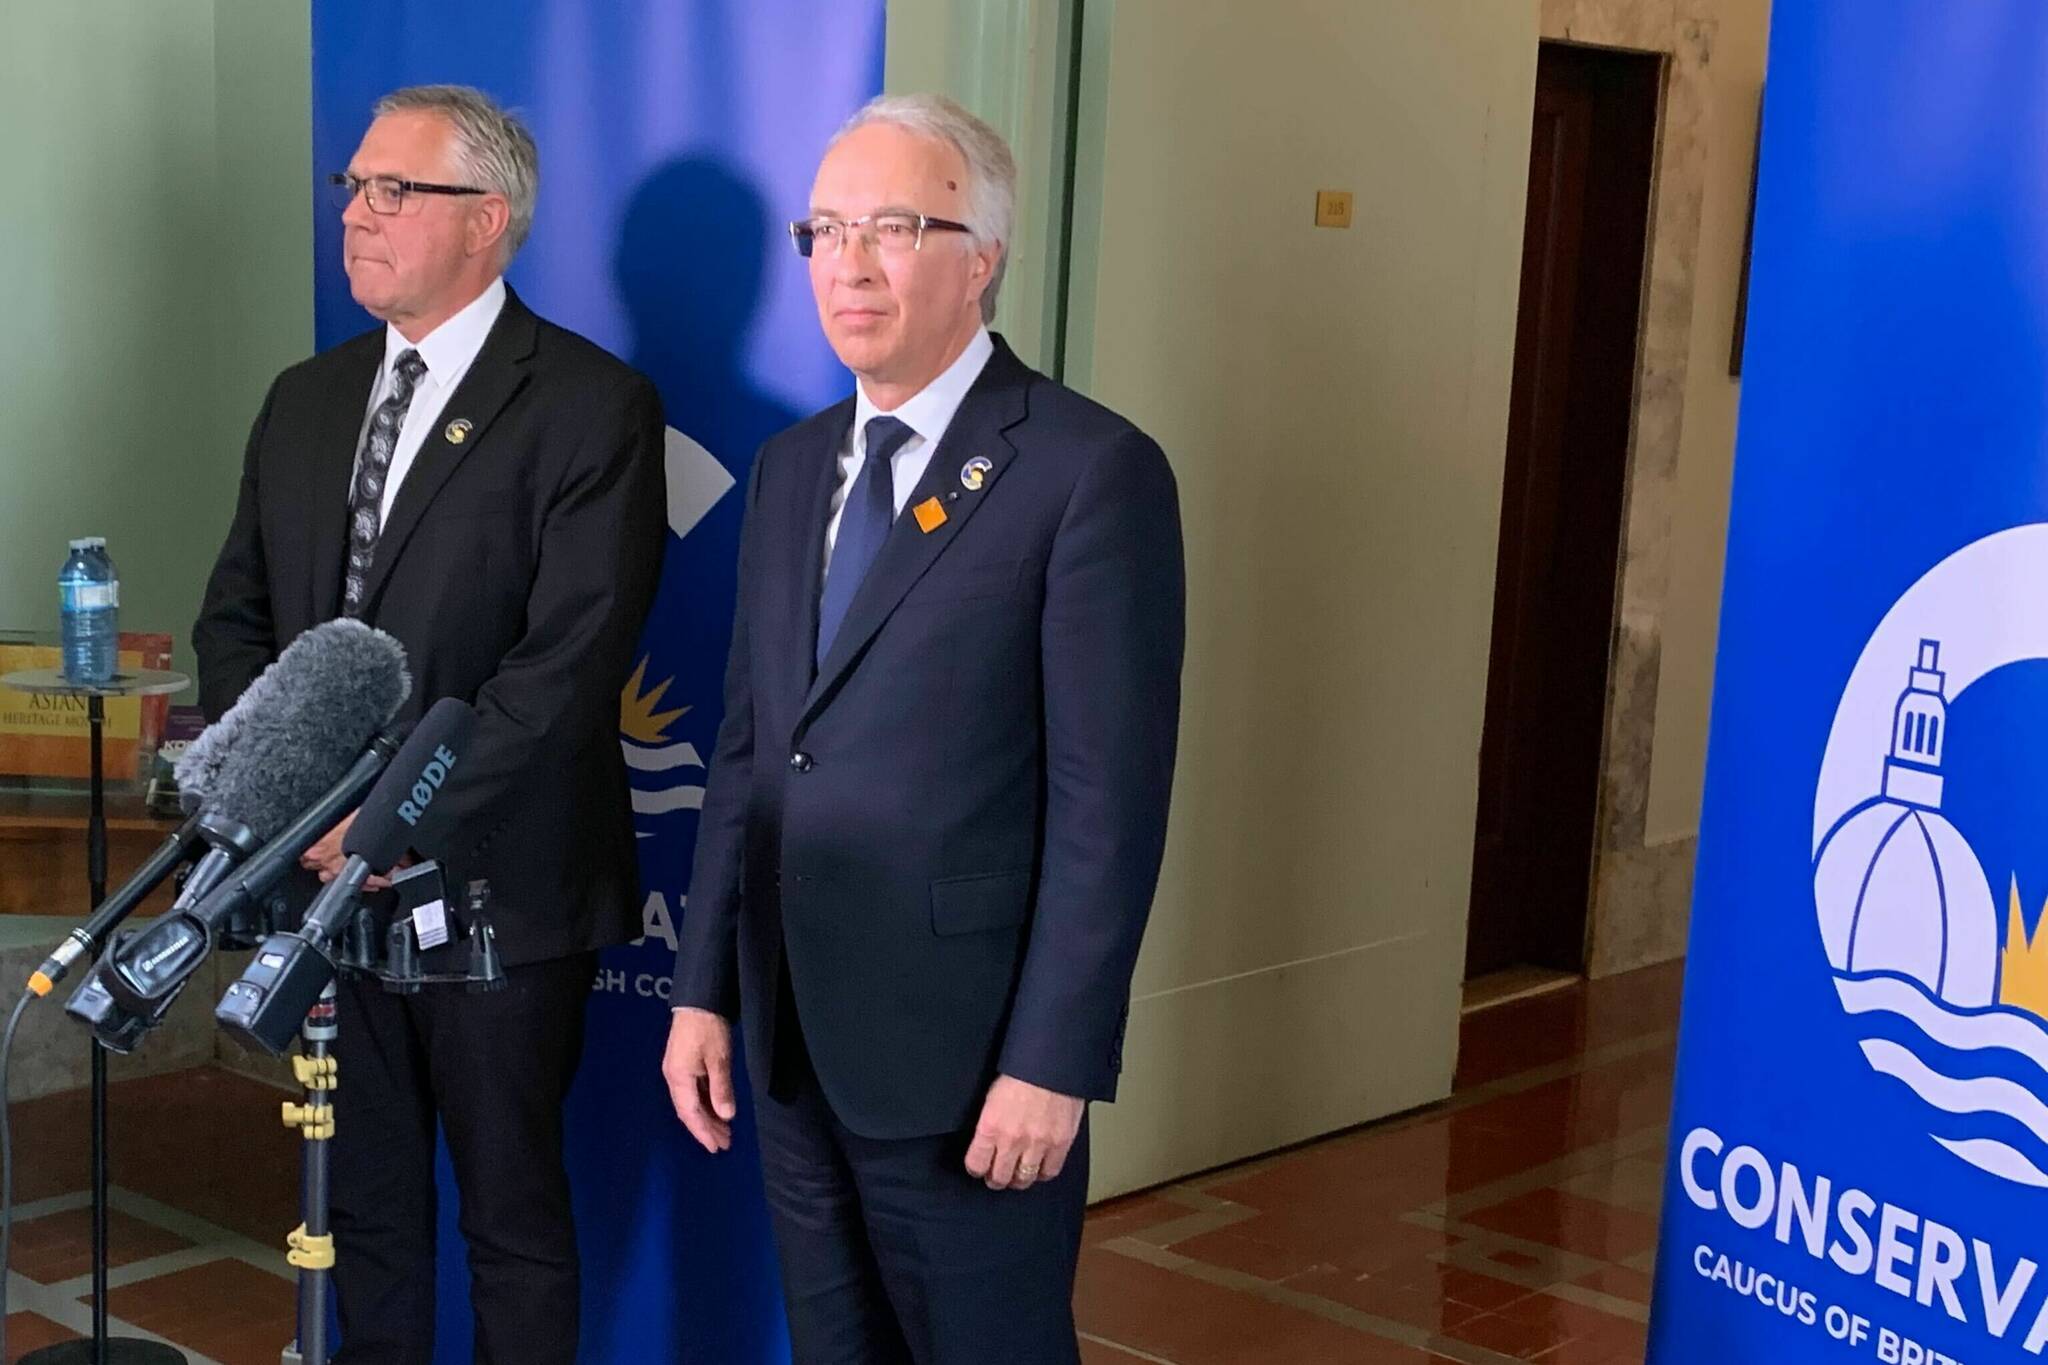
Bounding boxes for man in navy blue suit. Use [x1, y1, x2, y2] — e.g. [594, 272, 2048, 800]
[662, 93, 1184, 1362]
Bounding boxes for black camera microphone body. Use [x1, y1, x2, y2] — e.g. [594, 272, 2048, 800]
[68, 731, 403, 1052]
[27, 809, 207, 1000]
[218, 698, 480, 1056]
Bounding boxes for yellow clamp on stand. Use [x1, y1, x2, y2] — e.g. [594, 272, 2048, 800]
[281, 1101, 335, 1140]
[291, 1054, 339, 1091]
[286, 1223, 336, 1271]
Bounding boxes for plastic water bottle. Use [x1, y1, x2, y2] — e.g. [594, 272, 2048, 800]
[58, 537, 119, 685]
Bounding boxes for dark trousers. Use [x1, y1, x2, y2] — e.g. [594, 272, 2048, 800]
[757, 1020, 1089, 1365]
[329, 953, 594, 1365]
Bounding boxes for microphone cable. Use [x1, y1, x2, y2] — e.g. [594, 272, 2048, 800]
[0, 989, 37, 1364]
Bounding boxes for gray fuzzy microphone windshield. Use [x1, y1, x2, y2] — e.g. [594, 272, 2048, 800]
[175, 620, 411, 839]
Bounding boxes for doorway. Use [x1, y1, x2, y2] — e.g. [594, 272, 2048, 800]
[1465, 41, 1663, 990]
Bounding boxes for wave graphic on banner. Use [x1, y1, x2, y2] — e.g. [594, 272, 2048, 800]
[622, 659, 707, 833]
[1833, 970, 2048, 1187]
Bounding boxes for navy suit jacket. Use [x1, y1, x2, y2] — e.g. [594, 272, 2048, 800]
[672, 336, 1184, 1140]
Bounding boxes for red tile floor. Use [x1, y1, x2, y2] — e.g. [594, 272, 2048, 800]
[1, 960, 1682, 1363]
[1075, 962, 1682, 1364]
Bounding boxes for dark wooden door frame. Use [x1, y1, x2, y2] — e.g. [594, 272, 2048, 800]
[1466, 42, 1665, 981]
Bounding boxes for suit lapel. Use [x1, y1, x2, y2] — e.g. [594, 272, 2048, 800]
[780, 406, 853, 713]
[308, 333, 387, 620]
[800, 341, 1031, 723]
[358, 290, 539, 617]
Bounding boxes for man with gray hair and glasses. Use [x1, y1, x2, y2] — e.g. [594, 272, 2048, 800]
[195, 85, 664, 1363]
[664, 93, 1184, 1362]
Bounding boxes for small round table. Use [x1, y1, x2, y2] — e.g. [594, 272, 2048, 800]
[1, 668, 190, 1365]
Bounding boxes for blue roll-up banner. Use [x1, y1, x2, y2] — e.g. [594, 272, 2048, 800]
[309, 5, 883, 1359]
[1651, 6, 2048, 1363]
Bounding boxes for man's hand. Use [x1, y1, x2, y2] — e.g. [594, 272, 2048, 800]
[301, 812, 356, 884]
[664, 1007, 738, 1153]
[299, 811, 408, 891]
[965, 1075, 1085, 1191]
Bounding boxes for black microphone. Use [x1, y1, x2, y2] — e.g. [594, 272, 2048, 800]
[29, 620, 411, 997]
[26, 811, 205, 999]
[218, 698, 479, 1055]
[69, 729, 405, 1051]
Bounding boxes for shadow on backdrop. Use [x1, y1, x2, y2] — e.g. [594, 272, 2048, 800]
[561, 153, 807, 1365]
[617, 154, 804, 467]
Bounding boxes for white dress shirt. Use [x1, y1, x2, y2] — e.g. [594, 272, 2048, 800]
[357, 276, 508, 526]
[822, 327, 996, 578]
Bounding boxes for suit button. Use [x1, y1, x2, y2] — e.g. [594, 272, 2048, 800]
[789, 752, 813, 772]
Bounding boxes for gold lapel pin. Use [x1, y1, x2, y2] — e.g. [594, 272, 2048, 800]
[913, 497, 948, 533]
[445, 418, 474, 445]
[960, 456, 993, 492]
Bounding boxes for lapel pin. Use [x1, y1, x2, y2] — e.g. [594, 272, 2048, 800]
[445, 418, 474, 445]
[913, 497, 949, 533]
[960, 456, 993, 492]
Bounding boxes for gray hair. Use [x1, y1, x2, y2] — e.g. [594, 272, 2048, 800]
[373, 85, 539, 266]
[833, 94, 1015, 325]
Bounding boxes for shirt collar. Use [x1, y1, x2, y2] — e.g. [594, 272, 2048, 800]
[853, 327, 995, 453]
[382, 276, 508, 386]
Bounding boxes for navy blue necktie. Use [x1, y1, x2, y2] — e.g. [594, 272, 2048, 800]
[817, 416, 915, 666]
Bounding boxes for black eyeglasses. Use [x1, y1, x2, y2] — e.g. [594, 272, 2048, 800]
[789, 212, 974, 258]
[330, 172, 488, 215]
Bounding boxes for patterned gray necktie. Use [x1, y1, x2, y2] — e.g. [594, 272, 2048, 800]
[342, 349, 427, 617]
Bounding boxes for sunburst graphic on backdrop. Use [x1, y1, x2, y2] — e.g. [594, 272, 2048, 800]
[619, 655, 706, 835]
[2004, 877, 2048, 1021]
[620, 657, 687, 744]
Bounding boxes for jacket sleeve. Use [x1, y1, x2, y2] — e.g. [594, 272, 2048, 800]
[433, 371, 668, 860]
[192, 377, 284, 721]
[997, 430, 1186, 1100]
[670, 448, 768, 1019]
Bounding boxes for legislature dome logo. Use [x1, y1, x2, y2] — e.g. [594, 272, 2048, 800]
[1814, 524, 2048, 1188]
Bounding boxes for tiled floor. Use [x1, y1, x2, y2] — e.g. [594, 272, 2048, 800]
[1074, 961, 1682, 1365]
[1, 1067, 301, 1364]
[0, 960, 1682, 1363]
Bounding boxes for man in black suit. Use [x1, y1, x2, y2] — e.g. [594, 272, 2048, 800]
[194, 85, 664, 1364]
[663, 93, 1184, 1363]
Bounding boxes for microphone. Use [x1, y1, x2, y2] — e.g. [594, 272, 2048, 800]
[69, 729, 405, 1051]
[27, 811, 208, 998]
[217, 698, 479, 1055]
[29, 620, 411, 997]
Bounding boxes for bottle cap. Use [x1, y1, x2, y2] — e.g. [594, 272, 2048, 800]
[68, 537, 107, 550]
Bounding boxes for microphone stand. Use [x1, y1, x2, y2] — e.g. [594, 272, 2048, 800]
[1, 667, 189, 1365]
[281, 984, 339, 1365]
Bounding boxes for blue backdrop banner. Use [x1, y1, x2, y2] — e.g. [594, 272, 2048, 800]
[309, 5, 883, 1359]
[1650, 5, 2048, 1363]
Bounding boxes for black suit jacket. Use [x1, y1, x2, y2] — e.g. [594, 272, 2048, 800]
[193, 287, 666, 966]
[672, 337, 1184, 1140]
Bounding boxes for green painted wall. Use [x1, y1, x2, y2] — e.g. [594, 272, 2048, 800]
[885, 0, 1075, 375]
[0, 0, 313, 682]
[889, 0, 1544, 1196]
